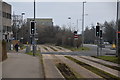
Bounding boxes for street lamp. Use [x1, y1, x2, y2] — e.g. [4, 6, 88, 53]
[21, 12, 25, 44]
[68, 17, 71, 31]
[81, 1, 86, 47]
[21, 12, 25, 24]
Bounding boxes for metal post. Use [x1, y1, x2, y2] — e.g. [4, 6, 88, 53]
[96, 34, 100, 56]
[77, 19, 78, 31]
[96, 23, 100, 56]
[32, 0, 36, 56]
[116, 0, 119, 57]
[82, 2, 86, 47]
[68, 17, 71, 31]
[99, 38, 102, 56]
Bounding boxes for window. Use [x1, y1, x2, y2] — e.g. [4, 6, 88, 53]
[2, 12, 11, 19]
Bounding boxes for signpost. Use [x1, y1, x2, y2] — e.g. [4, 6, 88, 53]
[29, 0, 36, 56]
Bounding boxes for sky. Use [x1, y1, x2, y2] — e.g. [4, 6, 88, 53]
[2, 0, 118, 33]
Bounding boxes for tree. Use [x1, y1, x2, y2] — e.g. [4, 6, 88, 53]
[103, 21, 116, 44]
[84, 25, 95, 44]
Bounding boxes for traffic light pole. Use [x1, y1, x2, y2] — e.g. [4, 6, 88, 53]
[97, 36, 99, 56]
[33, 0, 36, 56]
[81, 2, 86, 47]
[96, 23, 100, 56]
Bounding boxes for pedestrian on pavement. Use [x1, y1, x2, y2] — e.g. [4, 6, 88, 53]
[15, 43, 19, 52]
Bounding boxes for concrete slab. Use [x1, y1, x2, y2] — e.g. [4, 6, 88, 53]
[2, 53, 44, 78]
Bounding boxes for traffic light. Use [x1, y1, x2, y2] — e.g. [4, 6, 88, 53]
[30, 21, 35, 34]
[100, 30, 102, 37]
[96, 25, 100, 36]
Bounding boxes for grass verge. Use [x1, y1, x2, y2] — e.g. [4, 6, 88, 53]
[56, 63, 78, 80]
[80, 57, 120, 71]
[65, 56, 120, 79]
[25, 51, 40, 56]
[92, 56, 120, 64]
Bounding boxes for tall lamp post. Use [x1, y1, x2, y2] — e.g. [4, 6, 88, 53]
[81, 1, 86, 47]
[68, 17, 71, 31]
[116, 0, 120, 56]
[21, 12, 25, 43]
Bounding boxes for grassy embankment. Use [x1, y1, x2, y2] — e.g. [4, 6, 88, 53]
[81, 56, 120, 71]
[92, 56, 120, 64]
[65, 56, 120, 79]
[56, 63, 79, 80]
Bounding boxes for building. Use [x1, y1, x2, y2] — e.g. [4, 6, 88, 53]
[2, 2, 12, 41]
[0, 1, 12, 61]
[0, 1, 2, 41]
[27, 18, 53, 27]
[0, 0, 2, 62]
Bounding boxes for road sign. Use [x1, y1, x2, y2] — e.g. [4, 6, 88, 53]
[74, 34, 78, 38]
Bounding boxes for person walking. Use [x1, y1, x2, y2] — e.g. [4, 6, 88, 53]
[15, 43, 19, 52]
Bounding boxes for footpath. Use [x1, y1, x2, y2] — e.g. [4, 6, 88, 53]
[2, 49, 44, 78]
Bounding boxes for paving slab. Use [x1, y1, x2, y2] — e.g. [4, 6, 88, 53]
[2, 53, 44, 78]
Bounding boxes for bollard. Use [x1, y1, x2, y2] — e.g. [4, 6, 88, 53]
[26, 45, 30, 53]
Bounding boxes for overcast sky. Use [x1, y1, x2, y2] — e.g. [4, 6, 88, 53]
[3, 0, 118, 33]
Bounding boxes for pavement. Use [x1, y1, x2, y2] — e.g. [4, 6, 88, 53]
[2, 51, 44, 78]
[1, 44, 120, 79]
